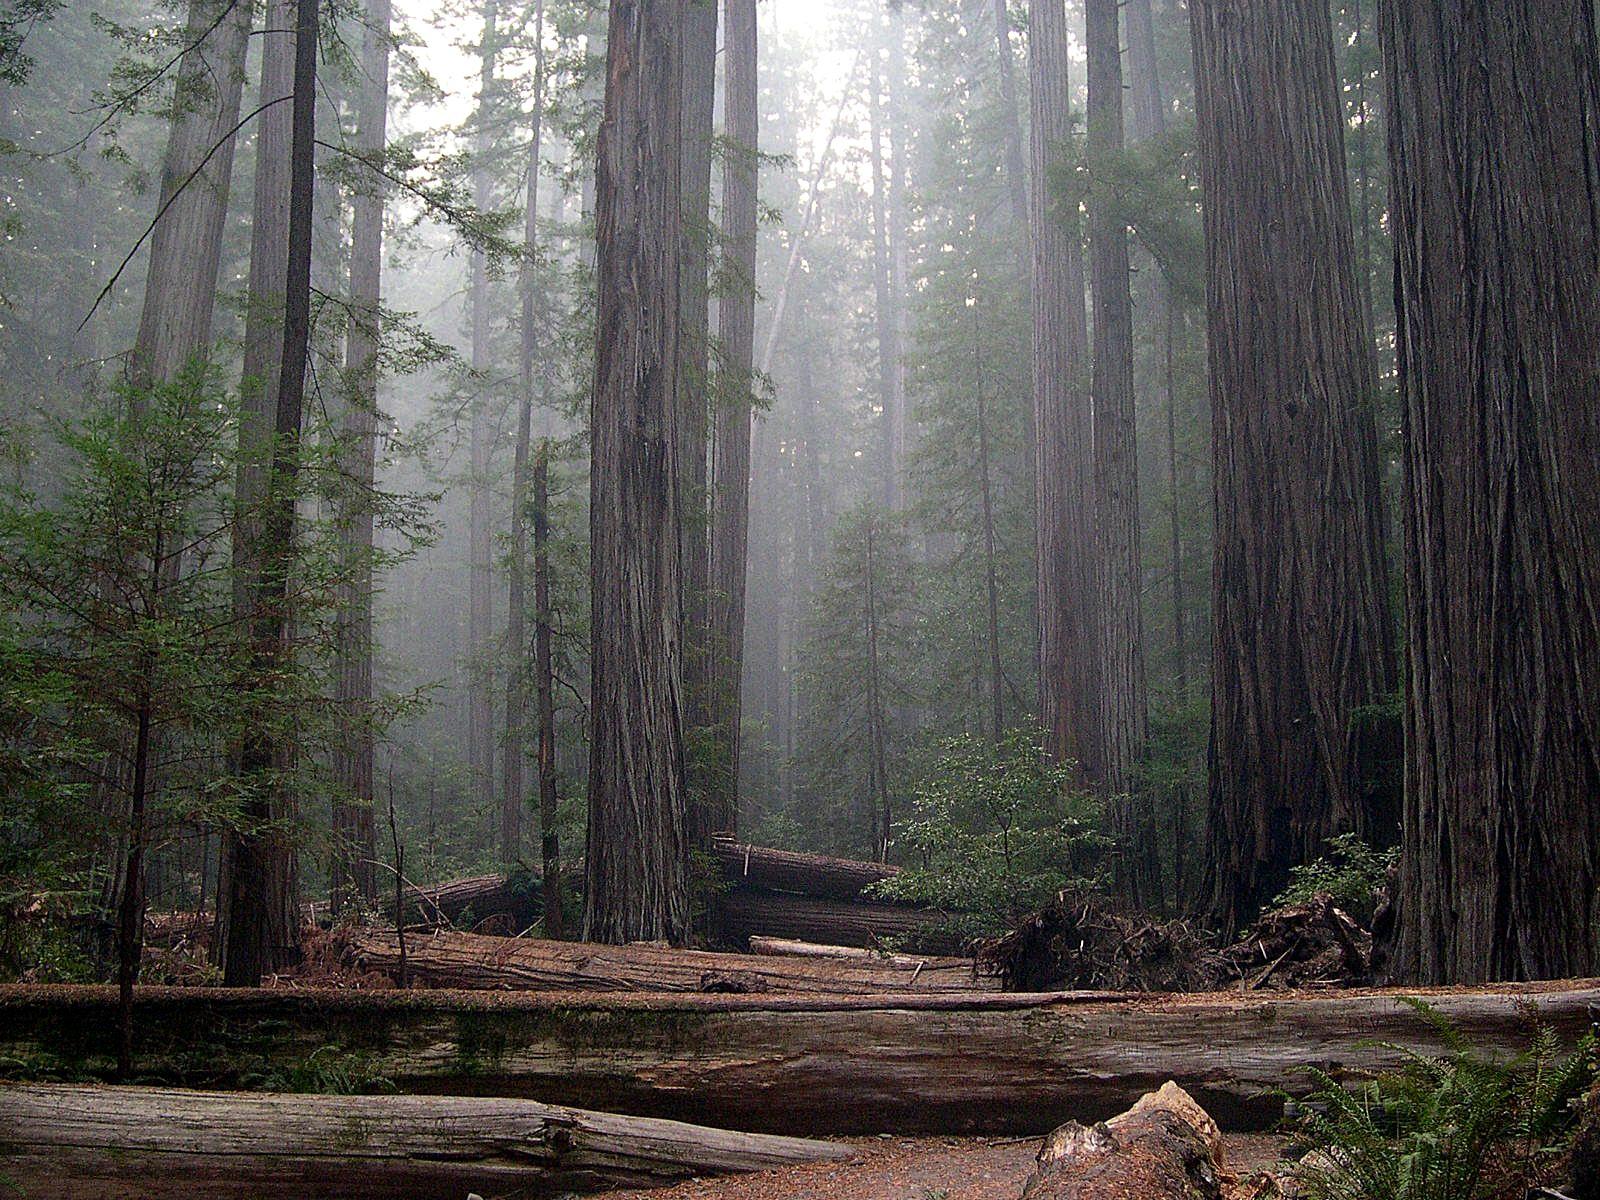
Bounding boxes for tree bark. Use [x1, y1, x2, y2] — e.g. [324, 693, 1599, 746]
[350, 929, 996, 994]
[716, 888, 958, 952]
[468, 0, 499, 848]
[503, 0, 547, 867]
[131, 0, 251, 390]
[1022, 1083, 1223, 1200]
[1029, 0, 1101, 788]
[1087, 0, 1154, 907]
[8, 981, 1595, 1136]
[0, 1084, 854, 1200]
[331, 0, 392, 912]
[679, 0, 717, 787]
[1382, 0, 1600, 984]
[534, 442, 562, 938]
[973, 301, 1006, 743]
[1190, 0, 1398, 935]
[712, 838, 899, 901]
[585, 0, 689, 946]
[218, 0, 306, 988]
[863, 516, 893, 861]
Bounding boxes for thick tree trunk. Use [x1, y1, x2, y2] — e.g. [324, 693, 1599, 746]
[1190, 0, 1398, 935]
[218, 0, 306, 988]
[467, 0, 500, 850]
[1022, 1083, 1223, 1200]
[706, 0, 757, 839]
[1382, 0, 1600, 984]
[585, 0, 689, 946]
[350, 929, 996, 994]
[8, 982, 1595, 1136]
[679, 0, 717, 833]
[503, 0, 547, 867]
[1029, 0, 1100, 788]
[1087, 0, 1154, 907]
[331, 0, 392, 912]
[131, 0, 251, 389]
[0, 1085, 853, 1200]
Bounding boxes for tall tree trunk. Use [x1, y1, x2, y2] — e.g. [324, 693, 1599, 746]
[973, 300, 1005, 745]
[867, 38, 900, 513]
[1028, 0, 1100, 788]
[331, 0, 392, 912]
[468, 0, 499, 848]
[584, 0, 689, 946]
[131, 0, 252, 389]
[991, 0, 1030, 275]
[1087, 0, 1154, 907]
[504, 0, 547, 867]
[1382, 0, 1600, 984]
[221, 0, 316, 986]
[533, 441, 562, 939]
[885, 7, 910, 500]
[1190, 0, 1398, 936]
[864, 517, 891, 863]
[679, 0, 718, 840]
[707, 0, 757, 839]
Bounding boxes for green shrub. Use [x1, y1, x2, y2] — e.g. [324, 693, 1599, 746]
[1274, 832, 1396, 924]
[1289, 999, 1596, 1200]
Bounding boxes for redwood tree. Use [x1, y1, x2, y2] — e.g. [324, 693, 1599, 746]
[1190, 0, 1398, 934]
[1028, 0, 1100, 787]
[584, 0, 688, 945]
[1383, 0, 1600, 983]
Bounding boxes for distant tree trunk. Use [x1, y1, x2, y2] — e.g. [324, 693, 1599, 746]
[1190, 0, 1398, 935]
[864, 517, 891, 863]
[533, 442, 562, 939]
[131, 0, 252, 390]
[706, 0, 757, 839]
[503, 0, 547, 867]
[991, 0, 1030, 275]
[221, 0, 316, 986]
[886, 8, 910, 496]
[1087, 0, 1154, 907]
[468, 0, 499, 847]
[1029, 0, 1100, 788]
[679, 0, 717, 835]
[1383, 0, 1600, 984]
[116, 652, 155, 1078]
[972, 300, 1005, 745]
[331, 0, 392, 912]
[867, 37, 901, 513]
[584, 0, 689, 946]
[1124, 0, 1188, 703]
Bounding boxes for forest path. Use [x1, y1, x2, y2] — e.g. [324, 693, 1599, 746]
[598, 1133, 1289, 1199]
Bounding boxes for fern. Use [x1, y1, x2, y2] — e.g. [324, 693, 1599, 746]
[1289, 1000, 1595, 1200]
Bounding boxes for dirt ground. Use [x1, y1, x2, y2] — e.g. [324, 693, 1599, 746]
[599, 1133, 1290, 1200]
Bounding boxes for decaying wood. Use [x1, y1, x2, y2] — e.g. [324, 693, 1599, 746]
[4, 980, 1594, 1136]
[351, 929, 996, 994]
[711, 838, 901, 901]
[0, 1084, 854, 1199]
[718, 887, 958, 952]
[1022, 1082, 1224, 1199]
[748, 935, 970, 974]
[408, 873, 537, 932]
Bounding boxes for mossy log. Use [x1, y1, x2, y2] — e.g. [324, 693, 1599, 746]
[0, 1084, 855, 1199]
[2, 981, 1594, 1135]
[352, 930, 997, 994]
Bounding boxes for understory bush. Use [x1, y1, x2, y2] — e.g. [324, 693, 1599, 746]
[1273, 832, 1397, 925]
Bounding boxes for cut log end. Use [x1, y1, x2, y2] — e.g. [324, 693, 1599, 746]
[1023, 1083, 1224, 1200]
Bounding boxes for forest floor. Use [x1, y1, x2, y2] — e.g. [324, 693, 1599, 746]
[600, 1133, 1291, 1200]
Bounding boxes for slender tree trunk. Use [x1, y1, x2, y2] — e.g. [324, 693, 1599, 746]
[533, 441, 561, 939]
[131, 0, 252, 390]
[331, 0, 392, 912]
[218, 0, 304, 986]
[1087, 0, 1154, 907]
[468, 0, 499, 847]
[1382, 0, 1600, 984]
[1190, 0, 1398, 935]
[503, 0, 547, 867]
[679, 0, 717, 832]
[116, 669, 154, 1079]
[707, 0, 757, 839]
[885, 7, 910, 499]
[222, 0, 317, 986]
[584, 0, 688, 946]
[867, 39, 900, 513]
[864, 518, 891, 863]
[1029, 0, 1100, 788]
[973, 301, 1005, 745]
[991, 0, 1030, 275]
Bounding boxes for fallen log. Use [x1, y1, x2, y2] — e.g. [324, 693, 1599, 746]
[3, 980, 1595, 1135]
[409, 873, 538, 932]
[0, 1084, 854, 1200]
[1022, 1082, 1224, 1199]
[717, 887, 961, 952]
[748, 935, 971, 974]
[711, 838, 900, 901]
[351, 930, 997, 995]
